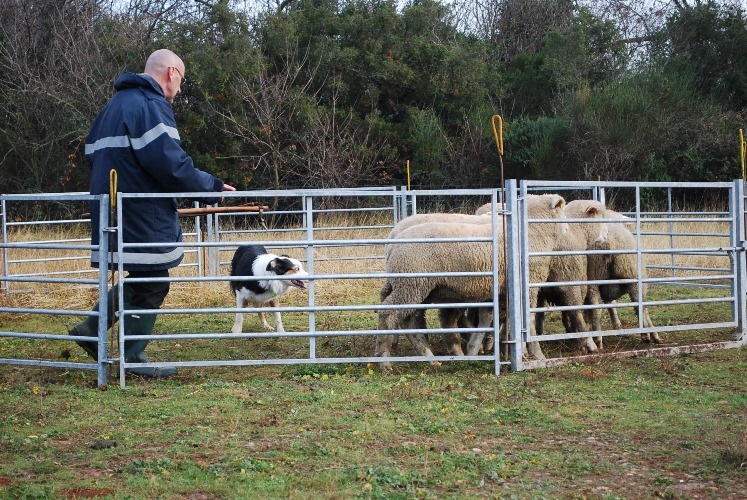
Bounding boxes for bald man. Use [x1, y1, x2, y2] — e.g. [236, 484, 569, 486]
[70, 49, 235, 378]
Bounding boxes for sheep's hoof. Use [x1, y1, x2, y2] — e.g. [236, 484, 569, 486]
[379, 361, 394, 373]
[583, 340, 598, 353]
[448, 347, 465, 357]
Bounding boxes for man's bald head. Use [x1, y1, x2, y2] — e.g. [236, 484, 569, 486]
[143, 49, 186, 104]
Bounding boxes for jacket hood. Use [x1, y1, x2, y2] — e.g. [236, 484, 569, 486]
[113, 72, 164, 98]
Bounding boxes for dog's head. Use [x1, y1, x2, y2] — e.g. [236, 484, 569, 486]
[267, 255, 308, 290]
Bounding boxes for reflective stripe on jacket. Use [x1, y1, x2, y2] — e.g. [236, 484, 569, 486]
[86, 72, 224, 271]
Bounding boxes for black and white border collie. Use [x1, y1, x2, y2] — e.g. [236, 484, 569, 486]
[230, 245, 308, 334]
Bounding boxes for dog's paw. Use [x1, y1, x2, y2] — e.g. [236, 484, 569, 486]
[261, 323, 275, 332]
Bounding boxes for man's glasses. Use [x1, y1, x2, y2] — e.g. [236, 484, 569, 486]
[171, 66, 186, 85]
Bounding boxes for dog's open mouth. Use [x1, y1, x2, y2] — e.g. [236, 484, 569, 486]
[291, 279, 307, 290]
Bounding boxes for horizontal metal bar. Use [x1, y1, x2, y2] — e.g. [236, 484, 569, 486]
[523, 340, 745, 371]
[0, 358, 99, 370]
[119, 355, 510, 369]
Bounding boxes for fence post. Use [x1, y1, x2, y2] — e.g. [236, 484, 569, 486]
[733, 179, 746, 342]
[489, 190, 503, 375]
[97, 194, 110, 388]
[193, 202, 204, 278]
[302, 194, 317, 359]
[505, 179, 523, 371]
[1, 197, 7, 294]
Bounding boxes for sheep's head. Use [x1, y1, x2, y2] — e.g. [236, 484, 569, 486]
[548, 194, 569, 240]
[565, 199, 610, 246]
[525, 193, 569, 241]
[586, 204, 609, 245]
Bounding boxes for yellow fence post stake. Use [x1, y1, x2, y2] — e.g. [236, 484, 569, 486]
[108, 169, 118, 364]
[740, 129, 745, 181]
[491, 115, 509, 360]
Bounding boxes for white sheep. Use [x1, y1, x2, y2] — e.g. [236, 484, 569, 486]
[382, 210, 503, 354]
[387, 212, 496, 240]
[534, 199, 610, 353]
[474, 201, 505, 216]
[585, 214, 661, 346]
[375, 194, 568, 368]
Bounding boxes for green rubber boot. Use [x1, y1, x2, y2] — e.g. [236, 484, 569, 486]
[68, 287, 124, 360]
[123, 306, 176, 378]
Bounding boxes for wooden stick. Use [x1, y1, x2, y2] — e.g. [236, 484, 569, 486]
[177, 205, 269, 217]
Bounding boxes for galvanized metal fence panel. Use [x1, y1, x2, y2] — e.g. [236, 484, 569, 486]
[0, 193, 111, 387]
[515, 180, 746, 370]
[110, 188, 506, 388]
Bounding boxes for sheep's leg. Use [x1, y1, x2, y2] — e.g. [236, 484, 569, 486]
[458, 308, 475, 352]
[465, 308, 493, 356]
[535, 293, 547, 337]
[561, 311, 573, 333]
[483, 309, 503, 355]
[625, 285, 661, 343]
[406, 333, 437, 361]
[639, 307, 661, 343]
[525, 290, 546, 360]
[231, 296, 245, 334]
[608, 302, 623, 330]
[374, 335, 395, 372]
[375, 310, 396, 371]
[584, 286, 604, 349]
[383, 306, 438, 365]
[559, 285, 598, 354]
[566, 309, 598, 353]
[645, 310, 661, 343]
[438, 308, 465, 356]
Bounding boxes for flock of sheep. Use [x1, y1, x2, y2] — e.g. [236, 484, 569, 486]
[374, 193, 660, 369]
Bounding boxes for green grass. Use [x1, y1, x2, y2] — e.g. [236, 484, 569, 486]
[1, 218, 746, 498]
[1, 349, 745, 499]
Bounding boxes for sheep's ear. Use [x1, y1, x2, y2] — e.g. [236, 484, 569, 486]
[586, 206, 599, 217]
[550, 194, 565, 209]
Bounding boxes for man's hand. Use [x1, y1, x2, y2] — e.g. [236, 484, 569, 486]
[223, 183, 236, 191]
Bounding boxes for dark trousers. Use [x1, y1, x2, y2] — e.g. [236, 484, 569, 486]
[125, 269, 170, 309]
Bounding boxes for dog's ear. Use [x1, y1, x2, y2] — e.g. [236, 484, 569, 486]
[266, 258, 279, 272]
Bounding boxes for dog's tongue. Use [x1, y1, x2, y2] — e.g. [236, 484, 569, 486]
[292, 280, 306, 290]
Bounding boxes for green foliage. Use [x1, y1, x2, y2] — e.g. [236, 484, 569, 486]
[542, 7, 627, 90]
[559, 67, 741, 182]
[0, 0, 744, 202]
[503, 115, 570, 180]
[407, 107, 447, 186]
[657, 2, 747, 110]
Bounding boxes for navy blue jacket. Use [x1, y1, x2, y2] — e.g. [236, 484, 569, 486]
[86, 72, 224, 271]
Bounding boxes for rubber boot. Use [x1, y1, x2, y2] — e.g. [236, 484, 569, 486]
[68, 287, 123, 360]
[122, 306, 176, 378]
